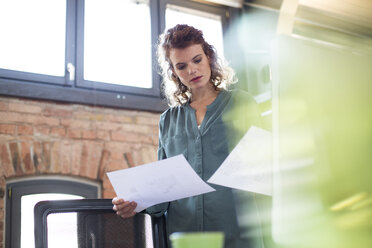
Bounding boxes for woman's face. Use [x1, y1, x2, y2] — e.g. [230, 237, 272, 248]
[169, 44, 212, 92]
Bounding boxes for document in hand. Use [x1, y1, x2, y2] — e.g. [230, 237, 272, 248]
[107, 154, 215, 212]
[207, 126, 273, 195]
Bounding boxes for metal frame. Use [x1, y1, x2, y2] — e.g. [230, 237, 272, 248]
[34, 199, 167, 248]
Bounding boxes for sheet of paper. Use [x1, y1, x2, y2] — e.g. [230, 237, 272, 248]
[208, 126, 273, 195]
[107, 154, 215, 212]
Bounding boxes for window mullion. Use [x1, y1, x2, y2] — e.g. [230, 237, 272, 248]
[65, 0, 78, 87]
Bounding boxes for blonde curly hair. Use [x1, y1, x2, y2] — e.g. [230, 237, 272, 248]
[157, 24, 237, 107]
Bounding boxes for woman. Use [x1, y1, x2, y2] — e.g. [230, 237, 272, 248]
[113, 24, 263, 247]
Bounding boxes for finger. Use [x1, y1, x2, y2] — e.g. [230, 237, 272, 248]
[116, 202, 137, 218]
[117, 210, 136, 219]
[114, 200, 132, 211]
[116, 201, 136, 213]
[112, 197, 124, 205]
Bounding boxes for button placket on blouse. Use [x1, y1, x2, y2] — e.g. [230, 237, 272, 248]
[195, 125, 204, 231]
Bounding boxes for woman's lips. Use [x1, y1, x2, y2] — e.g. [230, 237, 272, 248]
[190, 76, 202, 82]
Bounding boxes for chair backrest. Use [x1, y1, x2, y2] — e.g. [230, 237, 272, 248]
[34, 199, 167, 248]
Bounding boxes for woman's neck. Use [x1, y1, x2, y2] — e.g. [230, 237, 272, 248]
[190, 84, 219, 104]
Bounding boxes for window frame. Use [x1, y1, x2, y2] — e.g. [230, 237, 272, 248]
[160, 0, 230, 39]
[74, 0, 162, 97]
[4, 178, 100, 248]
[0, 0, 233, 112]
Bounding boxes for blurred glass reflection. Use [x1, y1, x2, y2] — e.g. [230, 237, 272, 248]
[270, 34, 372, 248]
[225, 5, 372, 247]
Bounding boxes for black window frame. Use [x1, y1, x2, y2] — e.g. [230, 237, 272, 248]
[0, 0, 233, 112]
[4, 178, 99, 248]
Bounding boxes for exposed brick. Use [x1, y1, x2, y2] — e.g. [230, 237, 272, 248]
[110, 131, 127, 142]
[151, 135, 159, 146]
[141, 146, 157, 164]
[0, 144, 15, 177]
[0, 124, 16, 135]
[0, 111, 26, 123]
[107, 114, 134, 123]
[92, 122, 123, 131]
[136, 116, 159, 126]
[9, 143, 22, 175]
[71, 142, 83, 176]
[50, 126, 66, 137]
[106, 159, 128, 172]
[74, 111, 105, 121]
[43, 107, 72, 118]
[61, 119, 90, 129]
[150, 125, 159, 134]
[32, 115, 60, 126]
[17, 125, 33, 135]
[50, 142, 61, 173]
[102, 188, 116, 199]
[33, 141, 46, 173]
[123, 152, 135, 168]
[0, 134, 14, 142]
[67, 129, 82, 139]
[8, 103, 42, 114]
[127, 150, 143, 168]
[60, 141, 72, 174]
[140, 135, 154, 144]
[20, 142, 35, 174]
[111, 132, 153, 144]
[0, 97, 164, 207]
[102, 175, 114, 188]
[79, 141, 103, 179]
[104, 142, 131, 160]
[121, 123, 151, 134]
[0, 101, 7, 111]
[18, 136, 33, 142]
[98, 149, 110, 180]
[34, 126, 50, 136]
[82, 130, 96, 140]
[41, 142, 52, 172]
[96, 130, 110, 141]
[0, 176, 5, 192]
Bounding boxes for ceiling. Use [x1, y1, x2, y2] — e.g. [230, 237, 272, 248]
[244, 0, 372, 38]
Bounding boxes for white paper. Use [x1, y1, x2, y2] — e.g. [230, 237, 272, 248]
[107, 154, 215, 212]
[208, 126, 273, 195]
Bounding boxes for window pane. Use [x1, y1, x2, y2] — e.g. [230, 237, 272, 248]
[47, 213, 79, 248]
[21, 193, 83, 248]
[165, 4, 224, 59]
[0, 0, 66, 76]
[84, 0, 152, 88]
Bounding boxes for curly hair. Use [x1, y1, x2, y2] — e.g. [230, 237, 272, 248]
[157, 24, 237, 106]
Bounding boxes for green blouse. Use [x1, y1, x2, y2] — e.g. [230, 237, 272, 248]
[147, 89, 264, 248]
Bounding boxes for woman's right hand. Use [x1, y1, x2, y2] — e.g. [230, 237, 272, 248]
[112, 197, 138, 219]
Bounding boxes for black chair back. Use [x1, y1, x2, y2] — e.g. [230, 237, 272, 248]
[34, 199, 167, 248]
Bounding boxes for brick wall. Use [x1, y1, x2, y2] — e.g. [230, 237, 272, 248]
[0, 96, 161, 247]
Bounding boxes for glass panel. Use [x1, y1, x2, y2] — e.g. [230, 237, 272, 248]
[47, 212, 79, 248]
[0, 0, 66, 76]
[21, 193, 83, 248]
[165, 4, 224, 59]
[84, 0, 152, 88]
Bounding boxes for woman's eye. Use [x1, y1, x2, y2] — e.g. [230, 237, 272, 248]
[177, 65, 186, 70]
[194, 59, 202, 64]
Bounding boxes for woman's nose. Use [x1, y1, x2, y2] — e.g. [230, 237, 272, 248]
[188, 64, 197, 75]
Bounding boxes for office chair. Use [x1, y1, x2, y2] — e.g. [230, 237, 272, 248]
[34, 199, 167, 248]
